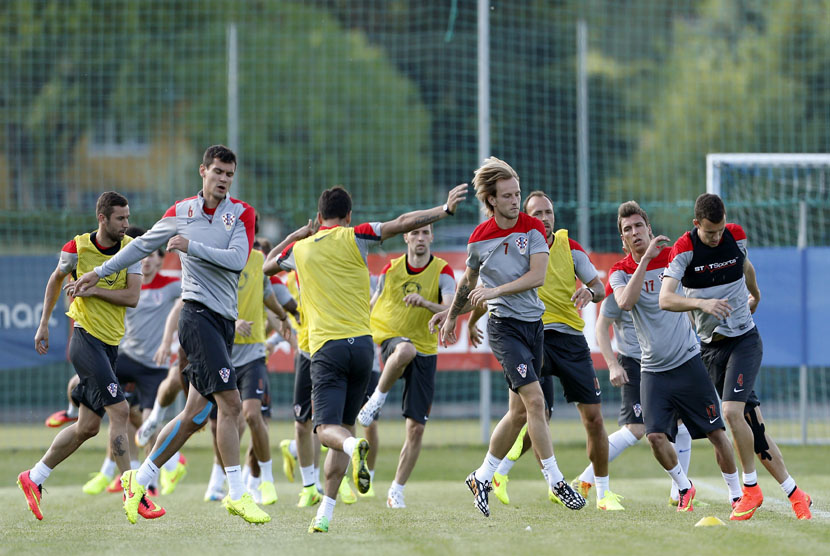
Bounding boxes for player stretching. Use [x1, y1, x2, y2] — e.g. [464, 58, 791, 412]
[437, 158, 585, 517]
[610, 201, 741, 512]
[74, 145, 269, 524]
[20, 192, 163, 522]
[357, 224, 456, 508]
[660, 193, 812, 520]
[266, 183, 467, 532]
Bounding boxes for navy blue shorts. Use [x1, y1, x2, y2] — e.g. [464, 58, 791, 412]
[618, 355, 643, 426]
[542, 329, 601, 405]
[292, 351, 312, 422]
[379, 337, 437, 425]
[115, 353, 167, 411]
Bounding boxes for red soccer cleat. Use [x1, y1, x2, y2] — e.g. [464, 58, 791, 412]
[45, 410, 77, 428]
[123, 493, 166, 519]
[730, 484, 763, 521]
[18, 470, 43, 521]
[789, 487, 812, 520]
[677, 482, 696, 512]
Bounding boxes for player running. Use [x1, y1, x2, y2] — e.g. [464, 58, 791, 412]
[660, 193, 812, 520]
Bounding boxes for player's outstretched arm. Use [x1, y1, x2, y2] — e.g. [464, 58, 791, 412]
[73, 273, 141, 308]
[34, 264, 70, 355]
[596, 313, 627, 387]
[263, 220, 314, 276]
[380, 183, 467, 241]
[743, 258, 761, 313]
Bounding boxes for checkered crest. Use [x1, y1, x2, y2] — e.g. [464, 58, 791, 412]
[516, 363, 528, 378]
[221, 212, 235, 231]
[219, 367, 231, 383]
[515, 235, 528, 254]
[107, 382, 118, 397]
[633, 403, 642, 418]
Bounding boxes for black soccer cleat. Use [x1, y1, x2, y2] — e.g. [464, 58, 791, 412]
[465, 471, 492, 517]
[549, 480, 587, 510]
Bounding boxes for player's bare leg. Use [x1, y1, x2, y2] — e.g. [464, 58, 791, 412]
[43, 405, 104, 469]
[576, 402, 609, 479]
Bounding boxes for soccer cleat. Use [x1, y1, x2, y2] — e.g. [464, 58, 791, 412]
[297, 485, 322, 507]
[570, 477, 592, 499]
[357, 481, 375, 498]
[160, 454, 188, 495]
[204, 487, 226, 502]
[135, 417, 162, 448]
[387, 488, 406, 508]
[106, 474, 123, 493]
[45, 409, 77, 428]
[122, 470, 146, 524]
[223, 493, 271, 524]
[146, 485, 159, 498]
[357, 396, 384, 427]
[83, 472, 114, 495]
[279, 439, 296, 482]
[122, 493, 166, 519]
[259, 480, 278, 505]
[676, 483, 696, 513]
[17, 470, 43, 521]
[492, 472, 510, 505]
[730, 484, 763, 521]
[549, 481, 587, 510]
[308, 515, 329, 533]
[351, 438, 371, 494]
[597, 490, 625, 511]
[339, 476, 357, 504]
[668, 497, 679, 507]
[465, 471, 492, 517]
[506, 424, 528, 461]
[788, 487, 812, 520]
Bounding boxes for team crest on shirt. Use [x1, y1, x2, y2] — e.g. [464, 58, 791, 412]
[515, 235, 529, 255]
[107, 383, 118, 397]
[294, 404, 302, 417]
[219, 367, 231, 383]
[516, 363, 528, 378]
[633, 403, 642, 418]
[221, 212, 236, 231]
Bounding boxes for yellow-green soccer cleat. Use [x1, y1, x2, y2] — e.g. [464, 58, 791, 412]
[122, 470, 146, 524]
[597, 490, 625, 511]
[308, 515, 329, 533]
[357, 480, 375, 498]
[339, 476, 357, 504]
[668, 497, 679, 507]
[160, 454, 188, 495]
[351, 438, 371, 494]
[492, 472, 510, 505]
[506, 424, 527, 461]
[223, 493, 271, 524]
[279, 439, 296, 483]
[83, 472, 113, 495]
[258, 480, 278, 505]
[297, 485, 322, 507]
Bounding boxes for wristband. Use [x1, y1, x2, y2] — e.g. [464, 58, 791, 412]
[585, 287, 595, 300]
[443, 203, 454, 216]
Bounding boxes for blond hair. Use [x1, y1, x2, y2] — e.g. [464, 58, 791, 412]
[473, 157, 519, 217]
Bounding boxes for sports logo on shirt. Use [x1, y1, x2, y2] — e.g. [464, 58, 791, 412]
[219, 367, 231, 383]
[107, 383, 118, 397]
[515, 235, 529, 255]
[516, 363, 528, 378]
[633, 403, 642, 418]
[221, 212, 236, 231]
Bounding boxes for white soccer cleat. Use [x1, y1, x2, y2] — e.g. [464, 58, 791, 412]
[357, 397, 384, 427]
[387, 489, 406, 509]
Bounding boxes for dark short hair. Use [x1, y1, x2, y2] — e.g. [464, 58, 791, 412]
[202, 144, 237, 170]
[617, 200, 650, 234]
[694, 193, 725, 224]
[523, 190, 554, 213]
[96, 191, 129, 219]
[318, 186, 352, 220]
[256, 236, 272, 254]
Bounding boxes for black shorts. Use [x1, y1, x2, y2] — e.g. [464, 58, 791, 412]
[178, 301, 237, 401]
[380, 337, 437, 425]
[363, 369, 380, 406]
[618, 355, 644, 426]
[701, 327, 762, 410]
[640, 354, 725, 442]
[539, 375, 554, 420]
[115, 353, 167, 411]
[311, 335, 374, 430]
[69, 328, 125, 417]
[236, 358, 269, 405]
[293, 351, 312, 422]
[487, 316, 544, 393]
[542, 329, 601, 405]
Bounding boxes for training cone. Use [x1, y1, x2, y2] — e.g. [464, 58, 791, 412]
[694, 516, 726, 527]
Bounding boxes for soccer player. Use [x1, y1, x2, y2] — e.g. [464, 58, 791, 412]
[357, 224, 457, 508]
[610, 200, 740, 512]
[436, 158, 585, 517]
[73, 145, 270, 524]
[266, 182, 467, 532]
[20, 191, 164, 522]
[660, 193, 812, 520]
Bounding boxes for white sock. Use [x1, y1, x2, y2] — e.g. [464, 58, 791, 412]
[371, 388, 388, 406]
[130, 459, 140, 471]
[66, 404, 79, 418]
[136, 459, 159, 488]
[495, 457, 516, 476]
[208, 463, 226, 492]
[390, 481, 405, 494]
[317, 495, 336, 521]
[242, 465, 251, 486]
[743, 470, 758, 486]
[101, 458, 117, 478]
[723, 471, 742, 501]
[580, 427, 639, 484]
[300, 465, 315, 487]
[162, 452, 180, 472]
[226, 465, 244, 500]
[675, 424, 692, 475]
[369, 468, 375, 482]
[595, 475, 609, 499]
[314, 466, 322, 490]
[148, 399, 165, 423]
[30, 460, 53, 485]
[247, 472, 261, 493]
[289, 439, 298, 459]
[342, 437, 357, 457]
[540, 455, 564, 486]
[780, 475, 797, 496]
[666, 463, 691, 492]
[259, 460, 273, 483]
[474, 452, 502, 483]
